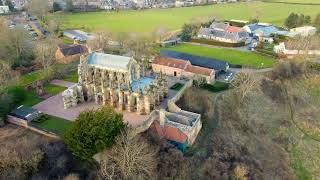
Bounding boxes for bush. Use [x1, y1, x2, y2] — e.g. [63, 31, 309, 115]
[201, 82, 229, 92]
[64, 106, 127, 160]
[191, 38, 245, 47]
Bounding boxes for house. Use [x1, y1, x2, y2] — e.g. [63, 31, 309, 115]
[160, 50, 229, 72]
[274, 42, 320, 57]
[290, 26, 317, 37]
[0, 5, 9, 14]
[152, 56, 215, 83]
[55, 44, 88, 64]
[197, 22, 248, 43]
[150, 109, 202, 151]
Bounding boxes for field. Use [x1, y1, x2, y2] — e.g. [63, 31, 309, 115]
[262, 0, 320, 4]
[58, 1, 320, 34]
[163, 44, 274, 68]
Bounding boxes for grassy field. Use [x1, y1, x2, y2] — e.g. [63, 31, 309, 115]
[63, 70, 78, 83]
[58, 1, 319, 34]
[30, 115, 73, 136]
[262, 0, 320, 4]
[163, 44, 274, 68]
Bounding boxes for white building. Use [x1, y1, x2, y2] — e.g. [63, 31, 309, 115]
[0, 5, 9, 14]
[274, 42, 320, 57]
[290, 26, 317, 37]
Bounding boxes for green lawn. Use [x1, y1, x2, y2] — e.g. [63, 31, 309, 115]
[170, 83, 184, 91]
[30, 115, 73, 136]
[57, 2, 319, 34]
[44, 84, 67, 95]
[262, 0, 320, 4]
[201, 81, 230, 92]
[163, 44, 274, 68]
[19, 70, 47, 86]
[63, 70, 78, 83]
[20, 90, 43, 106]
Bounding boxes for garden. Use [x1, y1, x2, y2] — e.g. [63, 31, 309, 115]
[29, 115, 73, 136]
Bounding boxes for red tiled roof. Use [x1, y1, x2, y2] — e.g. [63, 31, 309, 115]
[185, 65, 214, 76]
[153, 56, 188, 70]
[227, 26, 245, 33]
[150, 121, 188, 143]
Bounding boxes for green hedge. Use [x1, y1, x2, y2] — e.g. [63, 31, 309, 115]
[201, 81, 229, 92]
[191, 38, 245, 47]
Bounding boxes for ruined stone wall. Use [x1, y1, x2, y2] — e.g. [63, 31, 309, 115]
[168, 80, 193, 113]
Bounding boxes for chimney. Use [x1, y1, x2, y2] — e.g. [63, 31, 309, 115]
[159, 109, 166, 127]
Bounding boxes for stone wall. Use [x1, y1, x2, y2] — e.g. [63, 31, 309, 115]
[168, 80, 193, 113]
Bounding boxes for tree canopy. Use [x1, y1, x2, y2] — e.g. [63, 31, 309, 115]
[284, 13, 311, 29]
[64, 106, 127, 160]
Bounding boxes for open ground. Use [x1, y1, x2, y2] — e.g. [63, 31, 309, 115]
[57, 1, 320, 34]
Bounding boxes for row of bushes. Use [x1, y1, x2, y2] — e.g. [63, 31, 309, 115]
[191, 38, 246, 47]
[201, 81, 230, 92]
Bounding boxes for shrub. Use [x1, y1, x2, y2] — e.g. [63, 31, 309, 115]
[64, 106, 127, 160]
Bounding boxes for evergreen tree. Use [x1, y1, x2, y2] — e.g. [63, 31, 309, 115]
[5, 0, 14, 11]
[64, 106, 127, 160]
[52, 2, 62, 12]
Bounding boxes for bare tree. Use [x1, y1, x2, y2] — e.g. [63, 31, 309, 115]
[99, 132, 158, 180]
[231, 70, 260, 102]
[26, 0, 49, 22]
[0, 61, 19, 89]
[153, 26, 169, 42]
[87, 30, 112, 52]
[34, 37, 60, 74]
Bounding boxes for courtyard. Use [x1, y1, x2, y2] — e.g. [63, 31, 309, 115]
[32, 77, 184, 127]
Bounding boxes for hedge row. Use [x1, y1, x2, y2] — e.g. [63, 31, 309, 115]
[191, 38, 246, 47]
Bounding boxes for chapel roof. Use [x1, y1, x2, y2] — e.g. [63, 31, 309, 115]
[87, 52, 132, 71]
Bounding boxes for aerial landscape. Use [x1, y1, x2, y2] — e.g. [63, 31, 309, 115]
[0, 0, 319, 179]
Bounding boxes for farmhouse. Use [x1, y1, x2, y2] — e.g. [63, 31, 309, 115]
[55, 44, 88, 64]
[152, 56, 215, 83]
[62, 52, 169, 115]
[197, 22, 248, 43]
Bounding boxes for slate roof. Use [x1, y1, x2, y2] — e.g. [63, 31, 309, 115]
[160, 50, 229, 71]
[87, 52, 132, 71]
[10, 105, 41, 121]
[198, 26, 248, 42]
[58, 44, 88, 57]
[210, 22, 229, 31]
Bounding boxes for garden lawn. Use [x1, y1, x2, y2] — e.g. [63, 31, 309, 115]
[263, 0, 320, 4]
[57, 1, 320, 34]
[20, 90, 43, 106]
[20, 70, 47, 86]
[163, 44, 274, 68]
[201, 81, 229, 92]
[170, 83, 184, 91]
[30, 115, 73, 136]
[44, 84, 67, 95]
[63, 70, 78, 83]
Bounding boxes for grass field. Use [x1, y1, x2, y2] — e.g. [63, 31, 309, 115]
[163, 44, 274, 68]
[262, 0, 320, 4]
[58, 1, 320, 34]
[30, 115, 73, 136]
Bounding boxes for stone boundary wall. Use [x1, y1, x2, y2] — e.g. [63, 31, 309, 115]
[168, 80, 193, 113]
[7, 115, 60, 139]
[133, 110, 159, 134]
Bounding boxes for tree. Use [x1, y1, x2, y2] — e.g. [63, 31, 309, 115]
[27, 0, 49, 22]
[0, 21, 34, 68]
[285, 13, 299, 29]
[5, 0, 14, 11]
[87, 30, 111, 51]
[314, 14, 320, 33]
[65, 0, 74, 12]
[249, 18, 259, 24]
[64, 106, 127, 160]
[52, 2, 62, 12]
[99, 132, 158, 179]
[34, 37, 60, 74]
[180, 23, 199, 41]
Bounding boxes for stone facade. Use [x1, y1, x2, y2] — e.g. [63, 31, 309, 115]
[62, 52, 168, 115]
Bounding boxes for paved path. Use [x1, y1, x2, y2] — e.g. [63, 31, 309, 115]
[33, 93, 149, 127]
[50, 79, 76, 88]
